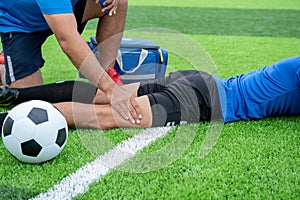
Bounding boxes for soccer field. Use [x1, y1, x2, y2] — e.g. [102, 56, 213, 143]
[0, 0, 300, 199]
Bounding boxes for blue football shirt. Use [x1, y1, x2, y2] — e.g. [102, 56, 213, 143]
[222, 56, 300, 122]
[0, 0, 79, 33]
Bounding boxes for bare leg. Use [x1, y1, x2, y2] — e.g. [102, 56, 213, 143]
[9, 70, 43, 88]
[0, 64, 6, 85]
[82, 0, 128, 69]
[54, 95, 152, 130]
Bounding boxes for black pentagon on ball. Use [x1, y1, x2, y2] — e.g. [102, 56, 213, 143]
[2, 116, 14, 137]
[27, 107, 48, 125]
[21, 139, 42, 157]
[56, 128, 67, 147]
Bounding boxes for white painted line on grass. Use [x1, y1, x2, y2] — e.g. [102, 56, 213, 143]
[31, 127, 172, 200]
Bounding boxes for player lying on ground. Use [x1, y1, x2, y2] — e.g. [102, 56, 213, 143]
[0, 56, 299, 130]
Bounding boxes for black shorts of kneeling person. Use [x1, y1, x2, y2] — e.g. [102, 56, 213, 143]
[137, 70, 224, 127]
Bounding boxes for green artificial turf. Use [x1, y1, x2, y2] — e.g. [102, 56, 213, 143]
[86, 6, 300, 38]
[76, 117, 300, 199]
[128, 0, 300, 10]
[0, 0, 299, 199]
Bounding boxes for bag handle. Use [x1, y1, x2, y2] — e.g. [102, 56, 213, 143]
[116, 49, 148, 73]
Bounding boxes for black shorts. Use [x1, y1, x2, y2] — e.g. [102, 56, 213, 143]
[137, 70, 223, 127]
[0, 0, 87, 84]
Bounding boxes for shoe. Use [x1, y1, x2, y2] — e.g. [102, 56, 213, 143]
[0, 86, 19, 106]
[108, 68, 123, 85]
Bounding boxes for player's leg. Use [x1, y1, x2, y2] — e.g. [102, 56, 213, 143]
[0, 50, 6, 85]
[82, 0, 128, 70]
[54, 70, 222, 129]
[0, 81, 97, 106]
[137, 70, 223, 126]
[0, 80, 139, 106]
[52, 73, 185, 129]
[0, 63, 6, 86]
[0, 31, 51, 88]
[0, 95, 151, 130]
[53, 95, 152, 130]
[9, 71, 43, 88]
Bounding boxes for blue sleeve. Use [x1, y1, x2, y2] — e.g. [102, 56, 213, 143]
[35, 0, 75, 14]
[224, 56, 300, 122]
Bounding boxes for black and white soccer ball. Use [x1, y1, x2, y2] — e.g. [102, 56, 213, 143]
[1, 100, 68, 164]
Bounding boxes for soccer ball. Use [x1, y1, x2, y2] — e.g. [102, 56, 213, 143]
[1, 100, 68, 164]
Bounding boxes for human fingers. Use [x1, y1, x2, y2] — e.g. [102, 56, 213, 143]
[104, 0, 119, 15]
[117, 102, 136, 124]
[129, 95, 143, 124]
[110, 86, 136, 124]
[102, 3, 116, 14]
[108, 7, 117, 16]
[103, 0, 113, 5]
[101, 4, 113, 14]
[113, 102, 130, 122]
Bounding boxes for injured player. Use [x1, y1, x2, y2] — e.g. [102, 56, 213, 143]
[0, 56, 299, 130]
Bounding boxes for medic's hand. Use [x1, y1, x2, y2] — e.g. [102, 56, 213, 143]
[96, 0, 119, 16]
[109, 85, 142, 124]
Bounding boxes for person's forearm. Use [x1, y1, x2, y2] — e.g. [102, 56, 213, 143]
[60, 32, 116, 94]
[60, 33, 143, 123]
[93, 82, 140, 104]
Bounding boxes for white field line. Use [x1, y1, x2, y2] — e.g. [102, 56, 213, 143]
[31, 127, 172, 200]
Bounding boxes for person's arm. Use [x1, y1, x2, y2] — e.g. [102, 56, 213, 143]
[42, 13, 142, 124]
[43, 13, 112, 90]
[93, 82, 140, 104]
